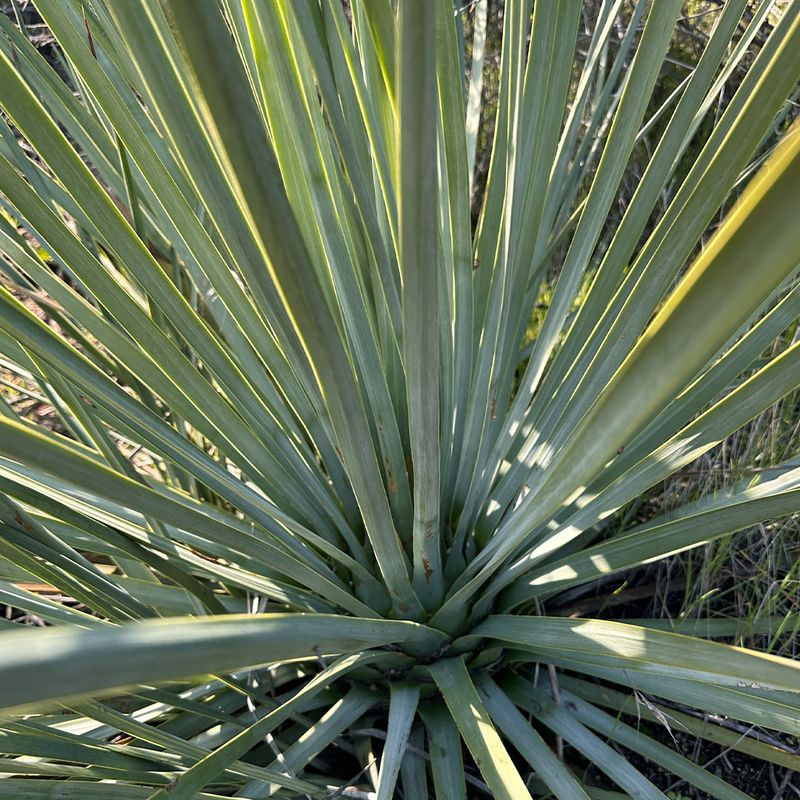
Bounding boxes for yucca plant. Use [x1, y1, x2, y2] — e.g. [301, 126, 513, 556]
[0, 0, 799, 797]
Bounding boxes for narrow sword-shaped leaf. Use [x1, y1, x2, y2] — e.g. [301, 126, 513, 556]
[428, 657, 532, 800]
[552, 687, 755, 800]
[477, 675, 591, 800]
[397, 0, 443, 607]
[472, 616, 800, 692]
[163, 0, 422, 617]
[419, 701, 468, 800]
[0, 614, 444, 712]
[558, 674, 800, 771]
[501, 677, 669, 800]
[375, 683, 420, 800]
[148, 653, 378, 800]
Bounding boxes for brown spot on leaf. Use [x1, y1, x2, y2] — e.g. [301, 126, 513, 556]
[14, 512, 32, 532]
[384, 459, 398, 494]
[83, 10, 98, 59]
[422, 558, 433, 580]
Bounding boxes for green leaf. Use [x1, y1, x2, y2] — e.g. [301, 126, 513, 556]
[501, 676, 669, 800]
[162, 0, 423, 618]
[559, 673, 800, 771]
[420, 701, 468, 800]
[0, 614, 444, 712]
[428, 657, 532, 800]
[476, 675, 591, 800]
[552, 686, 756, 800]
[148, 653, 376, 800]
[0, 783, 224, 799]
[376, 683, 420, 800]
[504, 468, 800, 607]
[473, 616, 800, 692]
[397, 0, 443, 607]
